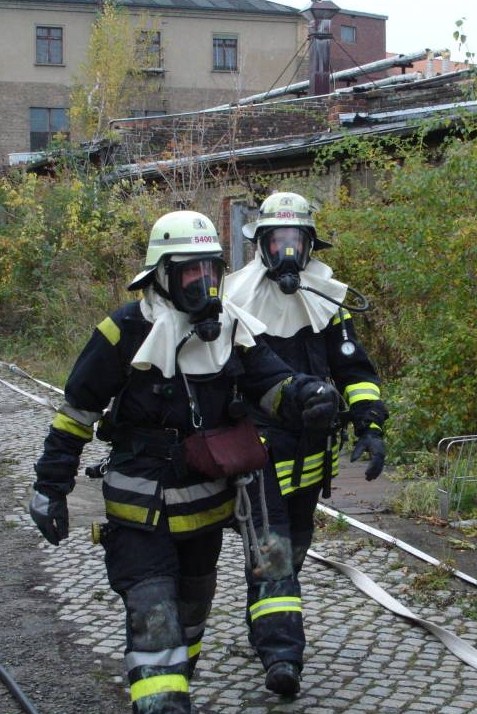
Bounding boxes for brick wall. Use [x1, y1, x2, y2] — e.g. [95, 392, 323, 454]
[0, 82, 70, 164]
[331, 13, 386, 81]
[112, 98, 330, 161]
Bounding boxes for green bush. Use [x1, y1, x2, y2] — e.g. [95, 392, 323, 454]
[0, 163, 167, 381]
[1, 121, 477, 462]
[314, 129, 477, 462]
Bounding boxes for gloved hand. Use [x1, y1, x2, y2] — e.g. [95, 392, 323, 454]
[300, 381, 339, 432]
[350, 429, 385, 480]
[29, 490, 69, 545]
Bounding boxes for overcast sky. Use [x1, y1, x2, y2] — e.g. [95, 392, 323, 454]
[272, 0, 476, 60]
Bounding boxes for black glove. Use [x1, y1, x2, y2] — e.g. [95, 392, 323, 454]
[350, 429, 385, 481]
[300, 380, 339, 432]
[29, 490, 69, 545]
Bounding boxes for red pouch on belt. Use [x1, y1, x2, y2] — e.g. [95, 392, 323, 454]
[184, 418, 268, 480]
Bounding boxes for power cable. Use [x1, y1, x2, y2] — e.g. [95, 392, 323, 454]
[261, 37, 309, 101]
[333, 39, 381, 88]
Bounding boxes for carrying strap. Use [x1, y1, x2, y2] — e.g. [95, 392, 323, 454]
[234, 469, 270, 572]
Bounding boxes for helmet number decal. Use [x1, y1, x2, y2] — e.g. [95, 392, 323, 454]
[191, 235, 216, 243]
[276, 210, 296, 219]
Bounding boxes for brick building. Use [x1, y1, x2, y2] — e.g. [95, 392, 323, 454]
[0, 0, 387, 164]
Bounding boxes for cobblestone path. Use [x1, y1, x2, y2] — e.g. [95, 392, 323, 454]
[2, 363, 477, 713]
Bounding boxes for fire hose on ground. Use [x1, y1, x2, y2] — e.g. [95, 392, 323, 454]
[0, 663, 41, 714]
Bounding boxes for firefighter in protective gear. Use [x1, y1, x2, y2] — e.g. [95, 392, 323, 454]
[225, 192, 388, 695]
[30, 209, 334, 714]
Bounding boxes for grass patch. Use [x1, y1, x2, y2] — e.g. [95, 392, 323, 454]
[313, 509, 350, 536]
[389, 480, 439, 519]
[410, 562, 454, 593]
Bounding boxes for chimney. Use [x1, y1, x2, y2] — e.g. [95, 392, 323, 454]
[302, 1, 340, 96]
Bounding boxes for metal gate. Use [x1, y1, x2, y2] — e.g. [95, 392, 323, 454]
[437, 434, 477, 524]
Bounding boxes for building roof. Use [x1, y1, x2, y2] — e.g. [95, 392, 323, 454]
[9, 0, 298, 13]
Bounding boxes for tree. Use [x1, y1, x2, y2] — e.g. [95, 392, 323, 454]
[69, 1, 162, 141]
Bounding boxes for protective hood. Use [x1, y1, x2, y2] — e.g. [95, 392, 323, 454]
[131, 285, 266, 377]
[224, 254, 348, 338]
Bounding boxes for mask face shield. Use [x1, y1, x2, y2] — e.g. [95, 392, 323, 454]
[260, 227, 312, 274]
[166, 256, 225, 322]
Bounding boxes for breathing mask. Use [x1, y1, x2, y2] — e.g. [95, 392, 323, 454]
[165, 256, 225, 342]
[259, 227, 313, 294]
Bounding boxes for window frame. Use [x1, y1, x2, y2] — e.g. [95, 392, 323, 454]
[212, 34, 238, 72]
[35, 25, 64, 66]
[340, 25, 357, 44]
[136, 29, 163, 70]
[30, 107, 69, 151]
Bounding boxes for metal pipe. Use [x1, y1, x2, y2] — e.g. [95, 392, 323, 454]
[305, 1, 340, 96]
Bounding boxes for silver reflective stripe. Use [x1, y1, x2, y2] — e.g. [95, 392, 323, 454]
[104, 470, 158, 496]
[164, 480, 227, 505]
[30, 491, 50, 516]
[124, 645, 188, 674]
[59, 402, 102, 426]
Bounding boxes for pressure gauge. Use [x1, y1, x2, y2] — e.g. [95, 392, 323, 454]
[340, 340, 356, 357]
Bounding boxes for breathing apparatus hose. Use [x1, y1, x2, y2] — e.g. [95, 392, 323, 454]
[0, 664, 41, 714]
[300, 284, 369, 313]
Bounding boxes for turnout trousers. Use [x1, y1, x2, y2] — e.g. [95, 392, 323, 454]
[104, 513, 222, 714]
[245, 463, 308, 672]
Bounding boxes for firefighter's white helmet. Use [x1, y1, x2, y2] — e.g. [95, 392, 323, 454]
[128, 210, 223, 291]
[242, 192, 331, 250]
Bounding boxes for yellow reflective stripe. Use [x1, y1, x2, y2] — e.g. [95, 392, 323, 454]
[188, 641, 202, 660]
[274, 447, 338, 476]
[130, 674, 188, 702]
[275, 448, 339, 495]
[52, 413, 93, 440]
[331, 308, 351, 325]
[97, 316, 120, 346]
[344, 382, 380, 405]
[278, 464, 339, 495]
[105, 500, 160, 526]
[249, 596, 302, 622]
[272, 376, 292, 415]
[168, 499, 234, 534]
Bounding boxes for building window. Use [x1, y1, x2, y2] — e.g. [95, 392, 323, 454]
[36, 26, 63, 65]
[137, 30, 163, 69]
[30, 108, 69, 150]
[213, 36, 238, 71]
[340, 25, 357, 44]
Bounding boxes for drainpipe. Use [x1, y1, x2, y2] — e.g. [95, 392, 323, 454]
[302, 0, 340, 96]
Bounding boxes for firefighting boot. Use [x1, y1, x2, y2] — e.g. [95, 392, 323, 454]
[265, 661, 301, 696]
